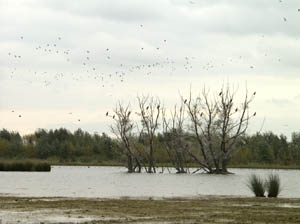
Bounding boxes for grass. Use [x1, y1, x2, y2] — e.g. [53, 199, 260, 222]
[1, 196, 300, 223]
[247, 174, 266, 197]
[0, 160, 51, 172]
[229, 163, 300, 170]
[45, 161, 300, 170]
[266, 173, 282, 198]
[1, 158, 300, 171]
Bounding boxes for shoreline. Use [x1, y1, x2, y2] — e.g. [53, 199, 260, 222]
[1, 196, 300, 223]
[50, 163, 300, 170]
[2, 159, 300, 170]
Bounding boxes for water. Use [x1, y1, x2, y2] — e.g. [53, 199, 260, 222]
[0, 166, 299, 198]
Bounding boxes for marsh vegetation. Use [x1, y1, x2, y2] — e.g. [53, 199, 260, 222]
[0, 160, 51, 172]
[1, 196, 300, 224]
[247, 173, 282, 198]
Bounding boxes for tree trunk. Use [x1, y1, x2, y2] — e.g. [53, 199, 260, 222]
[221, 157, 228, 174]
[135, 158, 142, 173]
[127, 154, 134, 173]
[148, 145, 156, 173]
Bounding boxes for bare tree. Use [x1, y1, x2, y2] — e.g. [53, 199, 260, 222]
[162, 103, 189, 173]
[110, 102, 141, 173]
[136, 95, 161, 173]
[184, 84, 256, 174]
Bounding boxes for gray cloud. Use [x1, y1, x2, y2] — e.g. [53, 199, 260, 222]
[1, 0, 300, 136]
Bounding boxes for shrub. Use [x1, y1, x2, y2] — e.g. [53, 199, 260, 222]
[247, 174, 265, 197]
[0, 160, 51, 172]
[35, 162, 51, 172]
[265, 173, 281, 198]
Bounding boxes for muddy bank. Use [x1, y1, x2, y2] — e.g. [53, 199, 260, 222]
[1, 196, 300, 223]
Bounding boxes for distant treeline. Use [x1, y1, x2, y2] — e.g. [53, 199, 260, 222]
[0, 128, 299, 166]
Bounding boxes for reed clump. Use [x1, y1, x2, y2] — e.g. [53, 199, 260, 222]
[265, 173, 281, 198]
[247, 173, 282, 198]
[247, 174, 266, 197]
[0, 160, 51, 172]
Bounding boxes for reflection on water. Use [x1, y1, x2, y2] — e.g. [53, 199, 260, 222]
[0, 166, 299, 198]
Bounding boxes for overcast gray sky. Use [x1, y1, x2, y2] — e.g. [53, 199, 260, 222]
[1, 0, 300, 137]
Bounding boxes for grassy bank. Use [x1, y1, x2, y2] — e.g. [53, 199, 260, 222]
[51, 161, 300, 170]
[0, 196, 300, 223]
[0, 160, 51, 172]
[1, 159, 300, 170]
[229, 163, 300, 170]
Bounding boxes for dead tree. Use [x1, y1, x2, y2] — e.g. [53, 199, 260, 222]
[110, 102, 141, 173]
[136, 95, 161, 173]
[162, 103, 189, 173]
[184, 85, 256, 174]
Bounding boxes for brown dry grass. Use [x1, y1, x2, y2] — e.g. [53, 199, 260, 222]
[1, 196, 300, 223]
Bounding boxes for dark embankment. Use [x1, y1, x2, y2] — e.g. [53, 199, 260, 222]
[0, 160, 51, 172]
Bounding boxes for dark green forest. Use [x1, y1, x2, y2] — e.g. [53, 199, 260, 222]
[0, 128, 300, 168]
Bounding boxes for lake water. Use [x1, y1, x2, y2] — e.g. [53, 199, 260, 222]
[0, 166, 299, 198]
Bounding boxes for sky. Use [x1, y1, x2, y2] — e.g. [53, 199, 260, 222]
[1, 0, 300, 138]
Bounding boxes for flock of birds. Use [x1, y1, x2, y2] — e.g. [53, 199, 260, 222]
[5, 0, 300, 124]
[7, 32, 178, 87]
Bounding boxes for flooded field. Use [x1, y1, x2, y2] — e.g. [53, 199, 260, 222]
[0, 166, 299, 198]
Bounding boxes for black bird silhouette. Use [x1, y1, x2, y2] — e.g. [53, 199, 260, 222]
[128, 111, 131, 116]
[11, 110, 14, 112]
[200, 112, 203, 117]
[78, 119, 80, 122]
[184, 99, 187, 103]
[106, 112, 109, 116]
[18, 115, 22, 118]
[219, 92, 222, 96]
[157, 105, 160, 109]
[235, 108, 238, 112]
[253, 112, 256, 116]
[253, 92, 256, 95]
[146, 106, 149, 110]
[112, 115, 115, 119]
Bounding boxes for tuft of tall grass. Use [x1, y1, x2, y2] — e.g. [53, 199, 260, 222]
[247, 174, 265, 197]
[265, 173, 281, 198]
[0, 160, 51, 172]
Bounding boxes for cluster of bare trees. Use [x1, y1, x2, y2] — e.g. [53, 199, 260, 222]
[109, 85, 256, 174]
